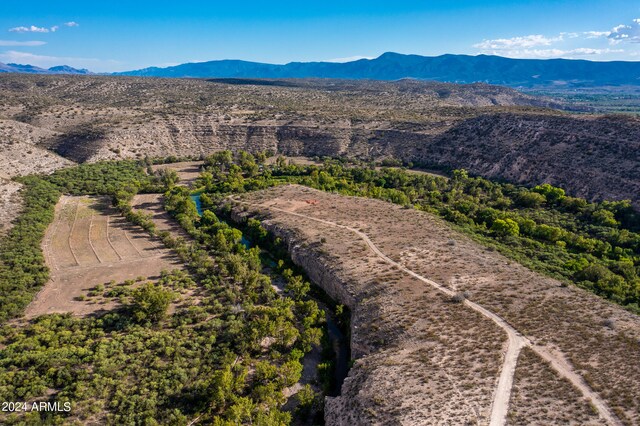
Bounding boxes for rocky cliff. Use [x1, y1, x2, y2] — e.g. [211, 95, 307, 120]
[1, 74, 637, 209]
[228, 186, 640, 425]
[81, 114, 639, 208]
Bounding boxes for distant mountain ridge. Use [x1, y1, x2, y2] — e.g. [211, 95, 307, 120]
[116, 52, 640, 88]
[3, 52, 640, 87]
[0, 63, 91, 75]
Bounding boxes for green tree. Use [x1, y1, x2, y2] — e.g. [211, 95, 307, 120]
[129, 283, 175, 324]
[295, 384, 319, 416]
[592, 209, 619, 227]
[285, 275, 311, 301]
[532, 183, 565, 203]
[491, 218, 520, 237]
[515, 190, 546, 208]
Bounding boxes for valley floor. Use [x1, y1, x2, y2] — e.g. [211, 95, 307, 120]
[25, 195, 181, 318]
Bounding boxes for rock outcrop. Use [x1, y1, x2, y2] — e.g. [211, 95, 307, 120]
[1, 74, 637, 208]
[229, 185, 640, 425]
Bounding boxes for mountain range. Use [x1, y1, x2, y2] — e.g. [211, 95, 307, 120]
[0, 63, 91, 75]
[2, 52, 640, 87]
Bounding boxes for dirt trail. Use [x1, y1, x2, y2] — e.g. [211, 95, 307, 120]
[236, 199, 621, 426]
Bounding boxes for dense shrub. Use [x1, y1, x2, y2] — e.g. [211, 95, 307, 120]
[0, 177, 60, 322]
[0, 159, 328, 424]
[199, 154, 640, 312]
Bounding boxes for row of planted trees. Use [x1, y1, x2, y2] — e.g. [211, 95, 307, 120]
[2, 150, 639, 424]
[1, 159, 327, 425]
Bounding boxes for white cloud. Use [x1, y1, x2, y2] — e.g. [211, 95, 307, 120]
[584, 30, 611, 38]
[0, 40, 46, 46]
[324, 55, 373, 63]
[8, 22, 78, 33]
[9, 25, 49, 33]
[569, 48, 623, 55]
[473, 34, 563, 50]
[473, 26, 638, 59]
[481, 47, 623, 59]
[608, 20, 640, 44]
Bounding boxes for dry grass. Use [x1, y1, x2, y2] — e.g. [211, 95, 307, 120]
[508, 348, 604, 425]
[233, 185, 640, 425]
[0, 178, 22, 235]
[24, 195, 182, 318]
[150, 161, 204, 187]
[233, 187, 507, 425]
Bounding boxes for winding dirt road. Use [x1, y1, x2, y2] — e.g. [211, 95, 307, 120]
[236, 199, 621, 426]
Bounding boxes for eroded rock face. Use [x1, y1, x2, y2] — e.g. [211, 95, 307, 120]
[229, 185, 640, 426]
[0, 119, 74, 232]
[229, 193, 506, 425]
[47, 115, 640, 210]
[107, 113, 640, 207]
[1, 74, 637, 208]
[91, 120, 429, 165]
[420, 113, 640, 206]
[71, 112, 640, 208]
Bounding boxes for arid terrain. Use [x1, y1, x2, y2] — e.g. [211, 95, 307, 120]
[24, 195, 182, 318]
[0, 74, 637, 237]
[230, 185, 640, 425]
[0, 178, 21, 235]
[1, 73, 639, 425]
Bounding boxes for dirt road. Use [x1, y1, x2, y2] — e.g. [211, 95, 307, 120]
[236, 198, 620, 426]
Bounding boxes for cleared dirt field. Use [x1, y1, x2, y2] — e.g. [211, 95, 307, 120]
[132, 193, 191, 238]
[265, 156, 323, 166]
[231, 185, 640, 426]
[24, 195, 182, 318]
[151, 161, 203, 187]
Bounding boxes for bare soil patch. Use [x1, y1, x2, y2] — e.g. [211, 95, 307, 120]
[265, 156, 323, 166]
[0, 178, 22, 235]
[24, 195, 182, 318]
[132, 193, 191, 239]
[151, 161, 203, 187]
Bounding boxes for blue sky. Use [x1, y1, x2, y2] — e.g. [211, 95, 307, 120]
[1, 0, 640, 72]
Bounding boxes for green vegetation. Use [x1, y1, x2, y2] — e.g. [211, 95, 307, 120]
[1, 150, 638, 424]
[197, 152, 640, 313]
[0, 161, 152, 323]
[0, 177, 60, 322]
[0, 160, 327, 424]
[526, 89, 640, 114]
[44, 160, 157, 195]
[129, 282, 175, 324]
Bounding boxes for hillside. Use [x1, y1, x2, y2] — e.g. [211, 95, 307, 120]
[4, 53, 640, 89]
[0, 74, 637, 231]
[118, 52, 640, 88]
[231, 184, 640, 425]
[0, 62, 91, 75]
[412, 113, 640, 204]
